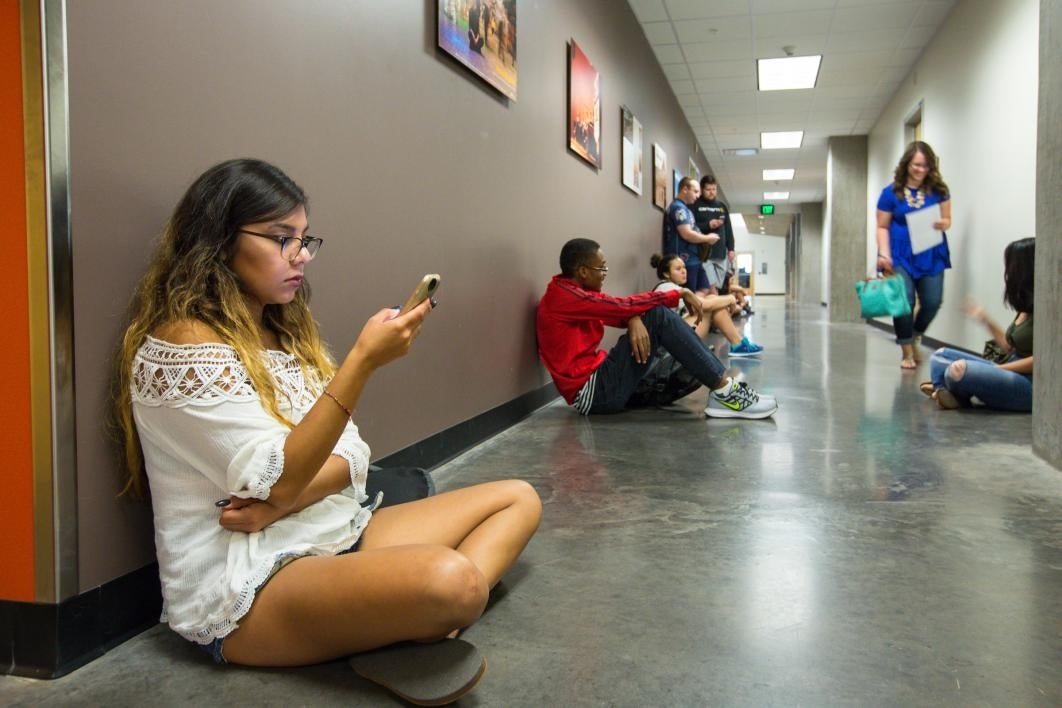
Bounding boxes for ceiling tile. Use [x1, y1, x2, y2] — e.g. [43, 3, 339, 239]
[756, 91, 813, 112]
[901, 24, 938, 49]
[687, 59, 756, 79]
[674, 16, 753, 43]
[751, 0, 834, 13]
[757, 113, 805, 131]
[827, 28, 907, 52]
[753, 12, 831, 39]
[914, 1, 955, 27]
[678, 94, 702, 108]
[652, 43, 686, 64]
[716, 133, 762, 148]
[642, 21, 678, 44]
[628, 0, 669, 22]
[694, 75, 757, 92]
[665, 0, 750, 20]
[669, 78, 696, 94]
[662, 63, 692, 80]
[831, 3, 920, 32]
[687, 114, 711, 129]
[682, 38, 754, 62]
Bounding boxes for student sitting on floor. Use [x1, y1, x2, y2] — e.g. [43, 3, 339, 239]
[650, 253, 763, 357]
[721, 270, 753, 316]
[535, 238, 777, 419]
[920, 237, 1035, 412]
[113, 158, 540, 705]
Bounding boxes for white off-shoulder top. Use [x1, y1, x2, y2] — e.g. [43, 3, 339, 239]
[131, 335, 373, 644]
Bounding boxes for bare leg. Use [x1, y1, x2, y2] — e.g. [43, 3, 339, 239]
[222, 480, 541, 666]
[900, 344, 917, 369]
[710, 309, 743, 346]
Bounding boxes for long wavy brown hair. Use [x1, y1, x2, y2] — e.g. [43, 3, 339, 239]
[892, 141, 949, 198]
[113, 159, 336, 498]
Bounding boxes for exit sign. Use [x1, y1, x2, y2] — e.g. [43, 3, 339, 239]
[760, 203, 775, 215]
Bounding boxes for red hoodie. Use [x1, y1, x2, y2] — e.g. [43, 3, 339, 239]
[536, 275, 680, 403]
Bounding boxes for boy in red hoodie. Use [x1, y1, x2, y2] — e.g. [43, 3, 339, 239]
[536, 238, 777, 418]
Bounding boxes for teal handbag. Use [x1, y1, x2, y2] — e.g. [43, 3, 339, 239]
[854, 274, 912, 318]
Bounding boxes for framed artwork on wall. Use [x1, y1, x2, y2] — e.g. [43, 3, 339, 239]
[437, 0, 517, 100]
[673, 168, 683, 201]
[620, 106, 643, 195]
[688, 157, 701, 183]
[568, 40, 601, 168]
[652, 143, 668, 209]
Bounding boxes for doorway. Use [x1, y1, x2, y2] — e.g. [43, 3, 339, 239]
[735, 251, 755, 294]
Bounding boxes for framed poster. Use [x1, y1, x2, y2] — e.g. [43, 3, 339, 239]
[437, 0, 517, 100]
[652, 143, 668, 209]
[673, 168, 683, 200]
[568, 40, 601, 168]
[621, 106, 643, 194]
[688, 157, 701, 183]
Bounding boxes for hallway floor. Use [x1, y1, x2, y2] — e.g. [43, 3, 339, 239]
[2, 298, 1060, 707]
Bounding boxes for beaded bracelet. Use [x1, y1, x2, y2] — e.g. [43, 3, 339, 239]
[322, 389, 352, 418]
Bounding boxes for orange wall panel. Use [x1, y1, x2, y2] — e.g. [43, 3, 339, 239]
[0, 0, 37, 602]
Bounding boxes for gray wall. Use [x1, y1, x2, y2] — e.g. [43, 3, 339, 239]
[68, 1, 711, 589]
[797, 202, 824, 306]
[825, 135, 867, 322]
[1035, 0, 1061, 469]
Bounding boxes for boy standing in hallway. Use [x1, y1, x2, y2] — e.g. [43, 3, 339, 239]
[692, 174, 735, 296]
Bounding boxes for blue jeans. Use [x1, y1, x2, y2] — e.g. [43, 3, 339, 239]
[893, 266, 944, 344]
[587, 306, 726, 414]
[929, 347, 1032, 412]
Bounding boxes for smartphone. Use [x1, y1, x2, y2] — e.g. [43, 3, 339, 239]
[398, 274, 441, 316]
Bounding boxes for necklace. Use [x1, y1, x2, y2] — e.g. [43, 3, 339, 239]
[904, 186, 925, 209]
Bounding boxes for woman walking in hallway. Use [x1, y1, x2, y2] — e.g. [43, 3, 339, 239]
[113, 159, 540, 704]
[920, 237, 1035, 412]
[875, 141, 952, 369]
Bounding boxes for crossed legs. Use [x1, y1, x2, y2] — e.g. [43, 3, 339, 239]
[221, 480, 541, 666]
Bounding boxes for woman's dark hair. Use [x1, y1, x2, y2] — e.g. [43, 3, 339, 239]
[650, 252, 681, 280]
[892, 141, 949, 198]
[1003, 237, 1035, 313]
[560, 238, 600, 276]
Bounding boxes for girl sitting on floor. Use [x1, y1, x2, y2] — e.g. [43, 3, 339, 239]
[920, 237, 1035, 411]
[650, 253, 763, 357]
[113, 158, 540, 704]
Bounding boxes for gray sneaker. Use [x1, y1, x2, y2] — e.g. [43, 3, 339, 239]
[705, 381, 778, 419]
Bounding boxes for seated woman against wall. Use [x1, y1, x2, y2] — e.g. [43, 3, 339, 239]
[920, 238, 1035, 412]
[650, 253, 763, 356]
[113, 159, 540, 703]
[720, 271, 753, 317]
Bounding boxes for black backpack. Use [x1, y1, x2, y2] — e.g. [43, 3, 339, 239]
[627, 349, 702, 408]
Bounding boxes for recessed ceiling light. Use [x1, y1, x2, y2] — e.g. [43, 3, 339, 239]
[764, 191, 790, 200]
[761, 131, 803, 149]
[757, 55, 822, 91]
[730, 213, 747, 230]
[723, 147, 760, 157]
[763, 168, 795, 180]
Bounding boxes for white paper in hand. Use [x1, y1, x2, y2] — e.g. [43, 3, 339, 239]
[906, 204, 944, 255]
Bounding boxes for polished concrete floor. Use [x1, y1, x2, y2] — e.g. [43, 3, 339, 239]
[3, 298, 1060, 707]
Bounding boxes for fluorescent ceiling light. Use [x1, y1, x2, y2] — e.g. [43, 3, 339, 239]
[730, 213, 747, 230]
[761, 131, 803, 149]
[763, 168, 795, 181]
[757, 55, 822, 91]
[764, 191, 790, 200]
[724, 147, 759, 157]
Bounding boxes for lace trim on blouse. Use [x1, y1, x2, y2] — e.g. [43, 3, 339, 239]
[131, 335, 318, 410]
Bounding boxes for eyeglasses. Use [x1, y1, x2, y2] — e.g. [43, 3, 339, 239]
[239, 229, 324, 261]
[585, 265, 609, 273]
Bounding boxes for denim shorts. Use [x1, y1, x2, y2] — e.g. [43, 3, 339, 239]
[193, 538, 363, 664]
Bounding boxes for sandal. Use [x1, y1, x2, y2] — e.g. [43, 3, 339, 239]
[900, 358, 917, 370]
[918, 381, 935, 397]
[350, 638, 487, 706]
[933, 388, 960, 410]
